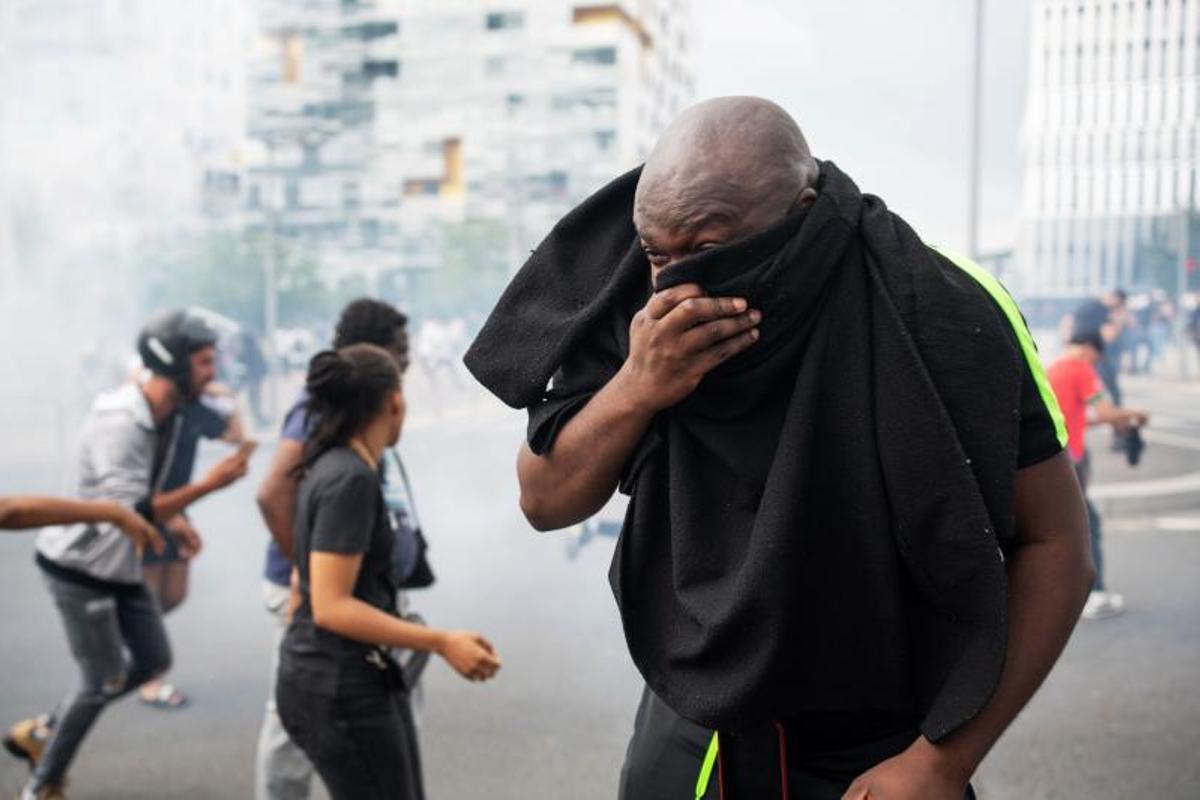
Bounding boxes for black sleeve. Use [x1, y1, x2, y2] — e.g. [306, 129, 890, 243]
[309, 467, 380, 555]
[527, 387, 595, 455]
[525, 360, 602, 456]
[1016, 342, 1065, 470]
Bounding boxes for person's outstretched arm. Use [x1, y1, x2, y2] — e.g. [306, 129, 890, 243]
[309, 551, 501, 682]
[151, 450, 248, 522]
[843, 451, 1094, 800]
[0, 495, 164, 554]
[517, 283, 761, 530]
[1090, 398, 1148, 430]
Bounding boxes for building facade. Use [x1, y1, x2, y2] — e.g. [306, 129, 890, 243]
[245, 0, 695, 290]
[1015, 0, 1199, 293]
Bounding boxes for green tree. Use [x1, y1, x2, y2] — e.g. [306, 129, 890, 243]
[405, 218, 510, 320]
[136, 227, 333, 331]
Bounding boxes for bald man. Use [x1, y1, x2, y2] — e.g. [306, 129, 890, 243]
[468, 97, 1093, 799]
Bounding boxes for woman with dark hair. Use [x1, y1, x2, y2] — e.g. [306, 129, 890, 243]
[276, 344, 500, 800]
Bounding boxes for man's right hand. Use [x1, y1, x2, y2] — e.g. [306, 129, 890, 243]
[618, 282, 761, 413]
[202, 451, 250, 492]
[111, 505, 165, 555]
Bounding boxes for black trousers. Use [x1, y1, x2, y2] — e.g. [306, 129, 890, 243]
[620, 685, 977, 800]
[717, 723, 978, 800]
[619, 684, 717, 799]
[276, 665, 424, 800]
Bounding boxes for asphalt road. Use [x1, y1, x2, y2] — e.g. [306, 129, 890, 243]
[0, 376, 1197, 799]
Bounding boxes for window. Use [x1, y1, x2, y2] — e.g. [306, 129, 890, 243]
[551, 87, 617, 111]
[595, 130, 617, 151]
[344, 60, 399, 86]
[285, 179, 301, 209]
[362, 60, 399, 79]
[404, 179, 440, 197]
[573, 46, 617, 66]
[343, 21, 398, 40]
[485, 11, 524, 30]
[343, 182, 360, 210]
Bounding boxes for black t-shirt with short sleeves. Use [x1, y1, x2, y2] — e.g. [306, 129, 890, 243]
[280, 447, 397, 693]
[1014, 342, 1064, 469]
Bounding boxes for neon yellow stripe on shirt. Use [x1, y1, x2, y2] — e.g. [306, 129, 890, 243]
[695, 732, 719, 799]
[929, 245, 1069, 449]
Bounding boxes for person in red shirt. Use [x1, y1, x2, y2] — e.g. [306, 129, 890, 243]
[1047, 331, 1149, 619]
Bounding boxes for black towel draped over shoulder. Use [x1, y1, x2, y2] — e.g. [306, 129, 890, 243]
[466, 162, 1028, 741]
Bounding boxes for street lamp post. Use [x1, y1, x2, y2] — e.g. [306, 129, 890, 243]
[264, 191, 280, 423]
[968, 0, 984, 260]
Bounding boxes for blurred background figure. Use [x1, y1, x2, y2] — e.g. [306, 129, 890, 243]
[138, 382, 248, 711]
[1047, 331, 1150, 621]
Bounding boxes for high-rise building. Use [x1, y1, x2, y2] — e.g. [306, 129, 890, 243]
[244, 0, 695, 289]
[245, 0, 404, 290]
[1015, 0, 1199, 293]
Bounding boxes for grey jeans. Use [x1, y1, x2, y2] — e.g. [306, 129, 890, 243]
[255, 580, 315, 800]
[34, 572, 171, 789]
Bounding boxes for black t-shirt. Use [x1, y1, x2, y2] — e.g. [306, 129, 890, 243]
[281, 447, 397, 693]
[1013, 332, 1065, 470]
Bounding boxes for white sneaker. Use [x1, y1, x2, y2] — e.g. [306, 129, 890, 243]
[1082, 590, 1126, 620]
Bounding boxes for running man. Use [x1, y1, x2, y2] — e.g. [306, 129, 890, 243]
[4, 310, 249, 800]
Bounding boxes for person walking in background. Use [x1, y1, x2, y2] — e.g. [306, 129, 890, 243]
[236, 330, 270, 429]
[3, 310, 249, 800]
[1071, 289, 1129, 403]
[137, 384, 249, 710]
[1145, 291, 1174, 374]
[1047, 331, 1150, 620]
[275, 344, 500, 800]
[254, 298, 418, 800]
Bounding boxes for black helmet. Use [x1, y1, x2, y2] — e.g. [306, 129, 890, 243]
[137, 309, 219, 394]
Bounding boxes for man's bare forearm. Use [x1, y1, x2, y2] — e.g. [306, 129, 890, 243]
[151, 480, 215, 522]
[0, 496, 126, 530]
[256, 439, 303, 560]
[518, 367, 655, 530]
[256, 491, 296, 560]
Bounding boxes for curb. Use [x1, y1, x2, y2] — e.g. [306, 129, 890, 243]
[1092, 429, 1200, 517]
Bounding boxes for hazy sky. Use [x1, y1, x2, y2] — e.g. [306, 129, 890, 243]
[694, 0, 1031, 254]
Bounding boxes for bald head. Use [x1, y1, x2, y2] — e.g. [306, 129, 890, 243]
[634, 97, 819, 278]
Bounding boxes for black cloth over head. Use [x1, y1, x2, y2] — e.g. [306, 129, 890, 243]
[466, 162, 1030, 744]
